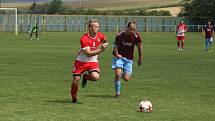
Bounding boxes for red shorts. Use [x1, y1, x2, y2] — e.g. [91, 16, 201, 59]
[177, 36, 185, 41]
[72, 60, 100, 75]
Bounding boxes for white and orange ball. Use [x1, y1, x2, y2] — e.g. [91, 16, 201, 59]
[139, 100, 152, 112]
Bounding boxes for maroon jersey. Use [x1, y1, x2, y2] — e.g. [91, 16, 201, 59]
[114, 31, 142, 60]
[204, 25, 214, 38]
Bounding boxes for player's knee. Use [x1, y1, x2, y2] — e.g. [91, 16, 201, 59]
[90, 72, 100, 81]
[72, 80, 79, 84]
[90, 75, 100, 81]
[123, 75, 131, 82]
[115, 69, 122, 78]
[116, 73, 121, 78]
[124, 77, 130, 82]
[73, 76, 80, 84]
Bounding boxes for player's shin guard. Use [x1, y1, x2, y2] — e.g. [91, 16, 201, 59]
[115, 81, 121, 97]
[71, 82, 78, 102]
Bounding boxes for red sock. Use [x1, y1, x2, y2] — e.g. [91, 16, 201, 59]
[71, 82, 78, 101]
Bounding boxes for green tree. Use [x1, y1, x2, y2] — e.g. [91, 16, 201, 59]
[180, 0, 215, 23]
[47, 0, 64, 14]
[29, 1, 38, 14]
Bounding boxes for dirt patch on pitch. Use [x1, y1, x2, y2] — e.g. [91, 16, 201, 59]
[149, 6, 181, 16]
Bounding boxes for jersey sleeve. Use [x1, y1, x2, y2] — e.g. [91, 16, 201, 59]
[98, 32, 106, 43]
[114, 34, 120, 48]
[80, 36, 89, 50]
[114, 32, 124, 48]
[136, 32, 142, 44]
[112, 33, 121, 56]
[176, 25, 179, 30]
[184, 24, 187, 31]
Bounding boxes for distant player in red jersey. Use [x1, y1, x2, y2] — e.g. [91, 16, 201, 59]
[71, 19, 109, 103]
[203, 21, 214, 51]
[176, 20, 187, 51]
[112, 21, 143, 98]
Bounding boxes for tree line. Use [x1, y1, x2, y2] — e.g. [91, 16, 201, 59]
[17, 0, 215, 24]
[17, 0, 171, 16]
[180, 0, 215, 24]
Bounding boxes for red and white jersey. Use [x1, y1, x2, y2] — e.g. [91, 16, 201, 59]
[176, 24, 187, 36]
[76, 32, 105, 62]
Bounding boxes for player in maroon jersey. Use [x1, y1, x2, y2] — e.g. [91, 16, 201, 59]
[203, 21, 214, 51]
[71, 19, 109, 103]
[112, 21, 143, 98]
[176, 20, 187, 51]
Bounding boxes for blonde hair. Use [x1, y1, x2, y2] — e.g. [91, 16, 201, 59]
[88, 19, 98, 28]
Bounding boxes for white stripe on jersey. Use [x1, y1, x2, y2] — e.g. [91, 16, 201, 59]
[76, 46, 98, 62]
[177, 29, 185, 36]
[77, 53, 98, 62]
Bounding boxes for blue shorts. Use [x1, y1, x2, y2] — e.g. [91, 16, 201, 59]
[112, 57, 133, 75]
[205, 37, 213, 43]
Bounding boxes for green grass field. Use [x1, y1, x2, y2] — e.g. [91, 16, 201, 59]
[0, 32, 215, 121]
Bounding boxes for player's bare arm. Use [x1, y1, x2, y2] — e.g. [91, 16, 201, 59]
[137, 43, 142, 66]
[102, 36, 108, 43]
[83, 41, 109, 57]
[113, 47, 122, 58]
[213, 30, 214, 37]
[100, 36, 109, 49]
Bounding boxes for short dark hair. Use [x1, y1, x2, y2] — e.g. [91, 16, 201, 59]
[127, 21, 137, 28]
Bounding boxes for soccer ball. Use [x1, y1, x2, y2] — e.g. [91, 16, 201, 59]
[139, 100, 152, 112]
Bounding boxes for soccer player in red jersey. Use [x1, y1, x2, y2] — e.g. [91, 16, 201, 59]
[176, 20, 187, 51]
[71, 19, 109, 103]
[112, 21, 143, 98]
[203, 21, 214, 51]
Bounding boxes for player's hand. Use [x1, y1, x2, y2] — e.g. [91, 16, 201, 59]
[102, 42, 109, 48]
[116, 54, 122, 58]
[137, 59, 142, 66]
[99, 42, 109, 51]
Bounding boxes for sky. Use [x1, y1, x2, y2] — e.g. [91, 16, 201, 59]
[0, 0, 84, 3]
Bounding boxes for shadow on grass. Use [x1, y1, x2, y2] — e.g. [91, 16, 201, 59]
[44, 99, 83, 104]
[44, 95, 113, 104]
[44, 99, 71, 104]
[85, 94, 113, 99]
